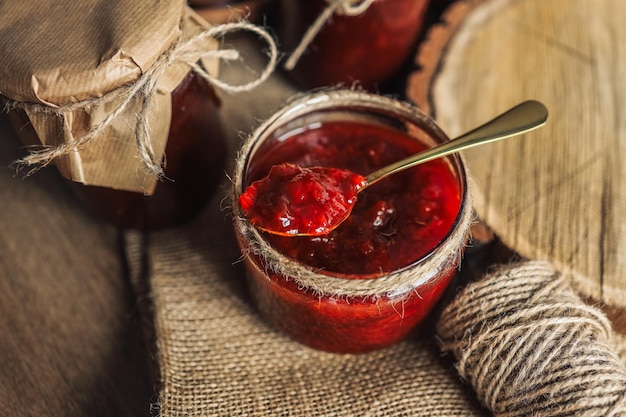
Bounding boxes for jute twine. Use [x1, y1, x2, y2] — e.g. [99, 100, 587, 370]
[437, 260, 626, 417]
[232, 200, 472, 298]
[3, 20, 278, 178]
[230, 90, 473, 299]
[283, 0, 375, 71]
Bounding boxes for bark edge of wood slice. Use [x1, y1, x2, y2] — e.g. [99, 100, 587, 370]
[407, 0, 626, 331]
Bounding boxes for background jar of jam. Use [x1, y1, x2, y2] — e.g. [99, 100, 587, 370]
[279, 0, 431, 90]
[2, 2, 231, 231]
[10, 70, 228, 230]
[232, 90, 471, 353]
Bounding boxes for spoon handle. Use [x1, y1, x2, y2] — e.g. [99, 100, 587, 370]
[365, 100, 549, 186]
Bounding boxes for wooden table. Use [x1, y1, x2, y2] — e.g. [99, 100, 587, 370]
[409, 0, 626, 327]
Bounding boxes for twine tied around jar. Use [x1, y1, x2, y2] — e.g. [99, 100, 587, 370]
[4, 20, 278, 180]
[232, 200, 472, 298]
[230, 89, 474, 299]
[437, 260, 626, 416]
[283, 0, 375, 71]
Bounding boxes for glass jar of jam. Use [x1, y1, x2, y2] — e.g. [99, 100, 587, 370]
[279, 0, 431, 90]
[232, 90, 471, 353]
[71, 71, 227, 230]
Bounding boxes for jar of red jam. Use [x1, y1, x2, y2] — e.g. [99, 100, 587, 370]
[9, 71, 227, 230]
[232, 90, 471, 353]
[71, 71, 227, 230]
[279, 0, 431, 90]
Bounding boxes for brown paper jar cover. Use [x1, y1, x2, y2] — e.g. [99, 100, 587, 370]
[67, 70, 227, 230]
[0, 0, 230, 229]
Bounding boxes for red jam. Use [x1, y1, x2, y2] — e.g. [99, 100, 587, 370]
[239, 163, 366, 236]
[279, 0, 430, 90]
[245, 120, 461, 275]
[237, 103, 466, 353]
[72, 71, 227, 230]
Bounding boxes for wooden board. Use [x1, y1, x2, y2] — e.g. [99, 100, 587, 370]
[408, 0, 626, 309]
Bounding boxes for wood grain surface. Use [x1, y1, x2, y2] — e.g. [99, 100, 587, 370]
[409, 0, 626, 309]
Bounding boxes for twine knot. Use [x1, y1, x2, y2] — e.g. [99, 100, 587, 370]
[437, 260, 626, 416]
[283, 0, 375, 71]
[6, 20, 278, 179]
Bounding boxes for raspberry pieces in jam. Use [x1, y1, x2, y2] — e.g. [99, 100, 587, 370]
[239, 163, 366, 236]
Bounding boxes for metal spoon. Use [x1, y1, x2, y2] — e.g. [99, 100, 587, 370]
[248, 100, 548, 237]
[364, 100, 548, 188]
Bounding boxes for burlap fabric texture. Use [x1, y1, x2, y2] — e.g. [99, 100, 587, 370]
[125, 197, 626, 416]
[125, 207, 626, 416]
[125, 193, 484, 416]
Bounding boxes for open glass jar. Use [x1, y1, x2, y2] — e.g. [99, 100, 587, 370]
[232, 90, 471, 353]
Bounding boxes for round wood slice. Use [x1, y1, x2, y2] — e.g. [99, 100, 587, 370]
[408, 0, 626, 310]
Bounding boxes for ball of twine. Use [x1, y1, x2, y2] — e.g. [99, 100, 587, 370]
[437, 260, 626, 416]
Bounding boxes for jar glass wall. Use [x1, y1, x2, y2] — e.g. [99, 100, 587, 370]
[232, 90, 471, 353]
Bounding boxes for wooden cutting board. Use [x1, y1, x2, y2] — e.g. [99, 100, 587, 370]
[408, 0, 626, 310]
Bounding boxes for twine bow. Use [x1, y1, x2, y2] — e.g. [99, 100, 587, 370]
[283, 0, 375, 71]
[6, 21, 278, 179]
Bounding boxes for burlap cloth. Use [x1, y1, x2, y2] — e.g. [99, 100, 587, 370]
[121, 36, 485, 416]
[124, 195, 485, 416]
[122, 36, 626, 416]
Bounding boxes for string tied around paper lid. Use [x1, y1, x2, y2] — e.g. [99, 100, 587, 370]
[4, 20, 278, 179]
[436, 260, 626, 416]
[283, 0, 375, 71]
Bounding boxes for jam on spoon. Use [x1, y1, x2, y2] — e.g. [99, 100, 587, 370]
[239, 100, 548, 237]
[238, 163, 367, 236]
